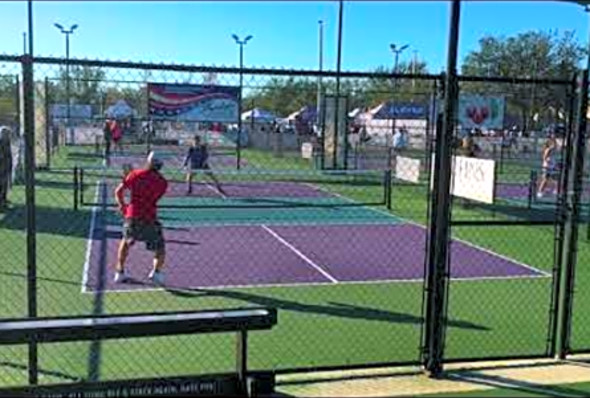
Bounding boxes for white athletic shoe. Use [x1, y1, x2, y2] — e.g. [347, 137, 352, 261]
[537, 192, 544, 199]
[148, 270, 165, 285]
[114, 271, 129, 283]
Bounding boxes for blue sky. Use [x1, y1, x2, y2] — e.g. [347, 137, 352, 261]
[0, 1, 589, 73]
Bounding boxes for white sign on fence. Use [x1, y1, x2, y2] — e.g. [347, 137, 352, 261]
[430, 155, 496, 204]
[301, 142, 314, 159]
[395, 156, 421, 183]
[452, 156, 496, 204]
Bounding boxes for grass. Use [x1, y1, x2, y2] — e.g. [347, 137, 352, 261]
[0, 143, 589, 387]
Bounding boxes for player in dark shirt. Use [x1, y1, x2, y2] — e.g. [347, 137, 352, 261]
[183, 135, 225, 195]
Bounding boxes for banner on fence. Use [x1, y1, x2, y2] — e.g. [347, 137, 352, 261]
[395, 156, 421, 183]
[430, 155, 496, 204]
[458, 95, 505, 130]
[50, 104, 93, 121]
[148, 83, 240, 123]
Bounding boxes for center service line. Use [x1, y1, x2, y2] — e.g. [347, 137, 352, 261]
[261, 224, 339, 284]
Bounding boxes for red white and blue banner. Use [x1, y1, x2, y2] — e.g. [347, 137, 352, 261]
[148, 83, 240, 123]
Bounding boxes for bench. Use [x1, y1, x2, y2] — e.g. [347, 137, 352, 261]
[0, 307, 277, 397]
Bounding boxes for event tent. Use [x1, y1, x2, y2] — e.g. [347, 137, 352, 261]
[286, 105, 317, 124]
[105, 100, 136, 119]
[241, 108, 277, 122]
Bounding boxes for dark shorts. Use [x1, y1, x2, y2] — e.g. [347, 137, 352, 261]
[542, 167, 558, 180]
[123, 219, 165, 252]
[188, 162, 210, 171]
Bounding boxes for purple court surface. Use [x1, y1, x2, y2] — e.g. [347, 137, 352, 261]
[83, 222, 548, 293]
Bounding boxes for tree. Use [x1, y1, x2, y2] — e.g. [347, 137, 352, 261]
[242, 59, 432, 117]
[48, 65, 106, 108]
[0, 74, 18, 127]
[244, 77, 318, 117]
[361, 60, 432, 108]
[461, 30, 585, 131]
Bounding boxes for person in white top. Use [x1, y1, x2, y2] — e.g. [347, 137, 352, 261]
[537, 136, 558, 198]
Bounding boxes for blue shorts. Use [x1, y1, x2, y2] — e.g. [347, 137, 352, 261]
[188, 162, 209, 171]
[542, 167, 558, 180]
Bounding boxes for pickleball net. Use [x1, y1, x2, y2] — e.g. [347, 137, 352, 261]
[76, 167, 392, 210]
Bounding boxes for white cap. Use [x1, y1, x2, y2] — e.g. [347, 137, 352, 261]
[147, 151, 163, 168]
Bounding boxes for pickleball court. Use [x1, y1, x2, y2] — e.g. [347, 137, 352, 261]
[79, 165, 549, 294]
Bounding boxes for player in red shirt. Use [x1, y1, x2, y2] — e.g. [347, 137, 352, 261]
[113, 151, 169, 285]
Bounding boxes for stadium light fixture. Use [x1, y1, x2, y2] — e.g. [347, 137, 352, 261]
[390, 43, 409, 73]
[54, 22, 79, 145]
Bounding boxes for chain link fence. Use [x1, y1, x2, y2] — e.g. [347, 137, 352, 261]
[1, 52, 590, 389]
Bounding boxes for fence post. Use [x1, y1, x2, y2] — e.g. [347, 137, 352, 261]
[554, 70, 588, 359]
[22, 53, 38, 385]
[422, 0, 461, 378]
[547, 76, 577, 358]
[44, 77, 50, 169]
[425, 79, 438, 175]
[14, 74, 21, 139]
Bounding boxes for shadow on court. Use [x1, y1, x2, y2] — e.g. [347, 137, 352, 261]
[67, 151, 104, 160]
[0, 361, 83, 383]
[162, 286, 489, 332]
[0, 205, 91, 239]
[454, 200, 589, 224]
[33, 179, 77, 191]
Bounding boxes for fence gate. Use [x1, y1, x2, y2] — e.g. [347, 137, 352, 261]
[429, 73, 578, 364]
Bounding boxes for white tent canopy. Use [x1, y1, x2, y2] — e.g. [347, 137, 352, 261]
[241, 108, 277, 122]
[105, 100, 136, 119]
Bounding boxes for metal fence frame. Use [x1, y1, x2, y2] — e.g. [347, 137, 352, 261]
[1, 46, 589, 386]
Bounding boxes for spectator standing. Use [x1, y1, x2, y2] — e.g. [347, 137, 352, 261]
[0, 127, 13, 210]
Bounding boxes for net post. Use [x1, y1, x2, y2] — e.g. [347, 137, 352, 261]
[73, 166, 79, 211]
[528, 169, 537, 209]
[384, 169, 392, 210]
[499, 136, 505, 173]
[80, 167, 85, 206]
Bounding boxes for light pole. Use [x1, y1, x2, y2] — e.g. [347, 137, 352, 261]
[54, 23, 78, 145]
[317, 20, 324, 131]
[232, 34, 252, 170]
[390, 43, 409, 75]
[389, 43, 409, 147]
[412, 50, 418, 90]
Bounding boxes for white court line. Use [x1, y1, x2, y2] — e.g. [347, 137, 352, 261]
[82, 273, 550, 295]
[80, 181, 101, 293]
[80, 180, 550, 295]
[203, 182, 227, 199]
[307, 182, 551, 278]
[260, 224, 339, 284]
